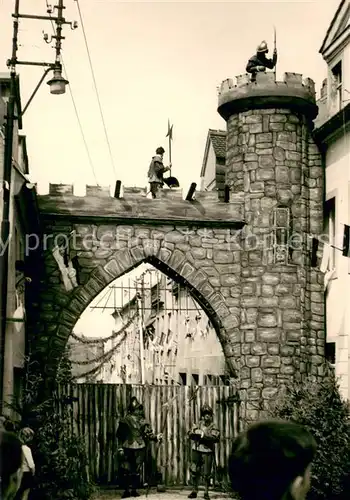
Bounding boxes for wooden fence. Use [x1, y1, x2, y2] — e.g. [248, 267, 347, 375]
[57, 383, 240, 486]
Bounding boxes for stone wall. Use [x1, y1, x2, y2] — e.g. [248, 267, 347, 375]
[31, 187, 245, 382]
[219, 72, 325, 420]
[30, 72, 325, 423]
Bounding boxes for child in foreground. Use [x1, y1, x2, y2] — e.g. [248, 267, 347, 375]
[228, 419, 316, 500]
[15, 427, 35, 500]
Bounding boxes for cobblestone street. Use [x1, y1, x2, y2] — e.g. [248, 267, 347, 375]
[92, 490, 231, 500]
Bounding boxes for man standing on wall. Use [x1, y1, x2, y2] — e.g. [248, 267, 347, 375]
[117, 397, 162, 498]
[188, 404, 220, 500]
[246, 40, 277, 81]
[147, 147, 171, 198]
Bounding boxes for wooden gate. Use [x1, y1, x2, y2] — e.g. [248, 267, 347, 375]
[57, 383, 240, 486]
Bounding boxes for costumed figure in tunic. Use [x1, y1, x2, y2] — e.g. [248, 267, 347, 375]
[246, 40, 277, 81]
[117, 397, 162, 498]
[147, 147, 171, 198]
[188, 404, 220, 500]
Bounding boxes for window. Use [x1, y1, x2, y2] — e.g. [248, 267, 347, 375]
[179, 372, 187, 385]
[192, 374, 199, 386]
[325, 342, 336, 365]
[273, 207, 291, 264]
[324, 197, 336, 270]
[331, 61, 342, 111]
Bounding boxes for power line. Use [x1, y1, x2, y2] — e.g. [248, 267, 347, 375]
[74, 0, 117, 179]
[45, 0, 99, 185]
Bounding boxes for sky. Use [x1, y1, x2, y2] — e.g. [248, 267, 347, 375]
[74, 263, 150, 337]
[0, 0, 341, 197]
[0, 0, 342, 338]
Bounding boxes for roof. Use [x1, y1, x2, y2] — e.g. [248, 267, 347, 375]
[319, 0, 350, 55]
[200, 129, 227, 177]
[209, 129, 226, 158]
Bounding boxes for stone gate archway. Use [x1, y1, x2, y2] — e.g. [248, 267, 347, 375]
[26, 71, 327, 421]
[31, 185, 245, 380]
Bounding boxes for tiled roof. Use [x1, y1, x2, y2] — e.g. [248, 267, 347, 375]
[209, 129, 226, 158]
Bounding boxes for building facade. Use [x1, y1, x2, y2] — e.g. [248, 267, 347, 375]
[70, 269, 228, 386]
[200, 129, 226, 196]
[314, 0, 350, 400]
[0, 73, 38, 413]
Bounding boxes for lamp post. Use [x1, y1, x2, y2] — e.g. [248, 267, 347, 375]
[0, 0, 76, 411]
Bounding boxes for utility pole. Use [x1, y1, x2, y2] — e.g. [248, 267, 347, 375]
[136, 276, 145, 385]
[0, 0, 76, 411]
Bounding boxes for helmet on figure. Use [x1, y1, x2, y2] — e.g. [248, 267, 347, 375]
[200, 404, 213, 418]
[257, 41, 268, 53]
[128, 397, 141, 412]
[156, 146, 165, 154]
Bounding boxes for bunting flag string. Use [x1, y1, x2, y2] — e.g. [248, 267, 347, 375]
[71, 332, 127, 379]
[70, 331, 127, 365]
[69, 311, 138, 344]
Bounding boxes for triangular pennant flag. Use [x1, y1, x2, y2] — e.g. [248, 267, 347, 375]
[342, 225, 350, 257]
[320, 242, 330, 273]
[166, 119, 173, 140]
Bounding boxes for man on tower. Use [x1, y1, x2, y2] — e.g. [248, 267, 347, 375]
[117, 397, 162, 498]
[147, 147, 171, 198]
[188, 404, 220, 500]
[246, 41, 277, 81]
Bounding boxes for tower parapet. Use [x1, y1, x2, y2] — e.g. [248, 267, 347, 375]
[217, 70, 324, 421]
[218, 72, 317, 121]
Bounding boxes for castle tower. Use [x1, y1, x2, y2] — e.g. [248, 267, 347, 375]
[218, 72, 325, 420]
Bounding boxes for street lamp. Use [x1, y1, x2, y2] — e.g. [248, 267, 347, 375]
[47, 68, 69, 95]
[0, 0, 77, 411]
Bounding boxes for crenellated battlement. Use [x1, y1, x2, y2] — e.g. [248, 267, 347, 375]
[219, 72, 316, 95]
[46, 184, 183, 200]
[36, 183, 245, 228]
[218, 71, 318, 121]
[44, 183, 244, 203]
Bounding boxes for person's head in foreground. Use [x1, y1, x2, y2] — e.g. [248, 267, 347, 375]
[18, 426, 34, 445]
[0, 430, 23, 500]
[228, 420, 317, 500]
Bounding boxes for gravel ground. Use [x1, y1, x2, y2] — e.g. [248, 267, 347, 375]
[92, 489, 231, 500]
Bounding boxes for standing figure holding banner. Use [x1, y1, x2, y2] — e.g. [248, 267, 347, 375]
[117, 397, 162, 498]
[188, 404, 220, 500]
[147, 147, 171, 198]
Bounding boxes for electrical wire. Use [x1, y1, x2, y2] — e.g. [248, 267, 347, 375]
[74, 0, 117, 179]
[44, 0, 99, 185]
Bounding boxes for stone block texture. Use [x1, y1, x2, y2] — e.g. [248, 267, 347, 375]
[30, 73, 325, 424]
[29, 220, 244, 382]
[221, 91, 324, 420]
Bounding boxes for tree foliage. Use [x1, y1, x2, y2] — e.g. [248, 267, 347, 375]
[5, 348, 95, 500]
[269, 368, 350, 500]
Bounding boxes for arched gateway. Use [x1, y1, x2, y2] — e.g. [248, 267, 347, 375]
[31, 186, 245, 378]
[30, 71, 325, 420]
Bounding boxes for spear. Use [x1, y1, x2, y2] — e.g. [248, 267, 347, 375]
[273, 25, 277, 77]
[166, 119, 173, 176]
